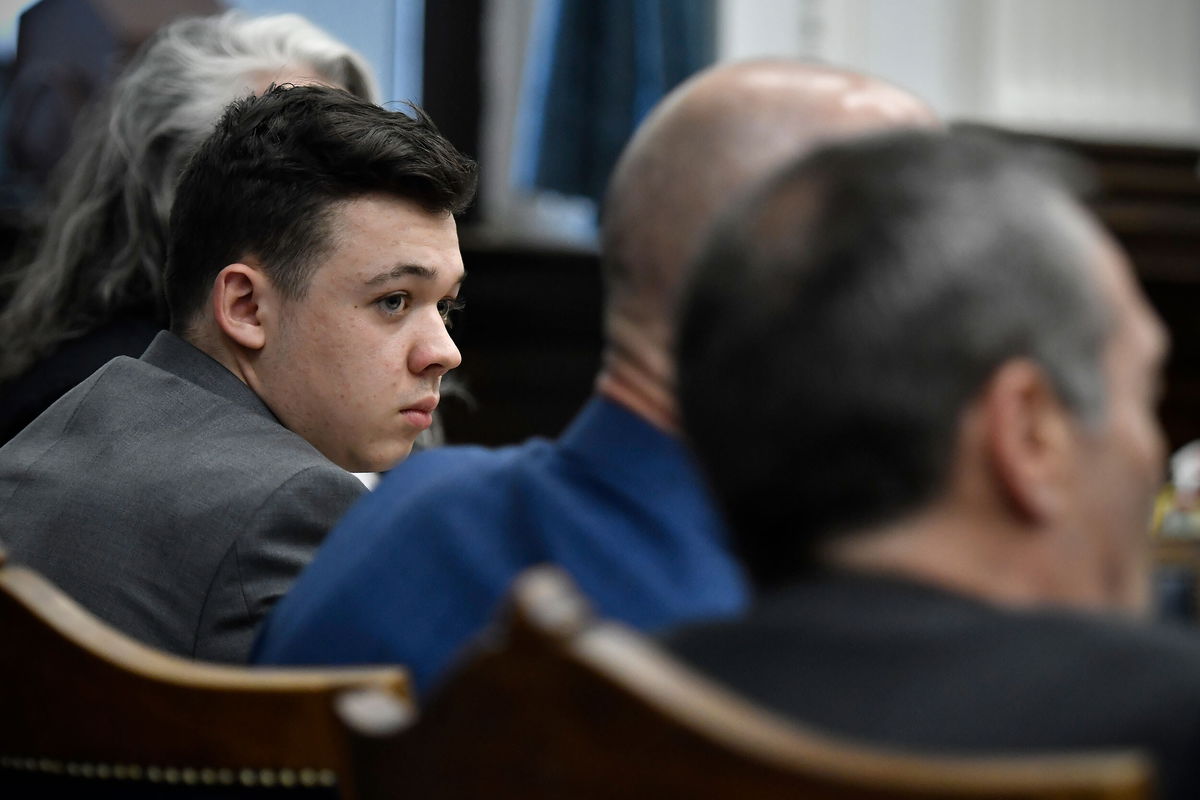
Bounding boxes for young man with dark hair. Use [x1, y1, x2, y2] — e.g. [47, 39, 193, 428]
[668, 130, 1200, 799]
[0, 84, 476, 662]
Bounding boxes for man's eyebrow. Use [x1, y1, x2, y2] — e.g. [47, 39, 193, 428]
[364, 264, 466, 286]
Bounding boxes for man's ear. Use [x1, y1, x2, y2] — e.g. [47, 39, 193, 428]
[211, 263, 272, 351]
[982, 358, 1077, 525]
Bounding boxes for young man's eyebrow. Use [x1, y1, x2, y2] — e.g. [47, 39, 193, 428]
[365, 264, 467, 286]
[366, 264, 436, 285]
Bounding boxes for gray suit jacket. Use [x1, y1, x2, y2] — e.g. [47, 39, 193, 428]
[0, 332, 365, 662]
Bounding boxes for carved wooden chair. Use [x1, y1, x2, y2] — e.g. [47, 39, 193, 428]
[0, 544, 410, 798]
[338, 565, 1151, 800]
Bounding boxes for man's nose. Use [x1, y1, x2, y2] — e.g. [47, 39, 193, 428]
[409, 312, 462, 377]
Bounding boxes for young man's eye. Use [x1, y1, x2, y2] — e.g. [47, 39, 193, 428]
[437, 298, 466, 327]
[377, 293, 409, 315]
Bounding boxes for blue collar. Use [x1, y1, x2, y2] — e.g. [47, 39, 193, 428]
[558, 396, 713, 499]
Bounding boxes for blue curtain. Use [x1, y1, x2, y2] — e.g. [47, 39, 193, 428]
[513, 0, 715, 205]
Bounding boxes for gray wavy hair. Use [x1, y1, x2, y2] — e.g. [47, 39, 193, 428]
[0, 11, 379, 381]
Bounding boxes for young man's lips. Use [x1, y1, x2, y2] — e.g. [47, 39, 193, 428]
[401, 409, 433, 430]
[400, 397, 438, 430]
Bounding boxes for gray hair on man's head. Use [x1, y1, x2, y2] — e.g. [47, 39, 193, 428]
[678, 129, 1113, 587]
[0, 10, 378, 381]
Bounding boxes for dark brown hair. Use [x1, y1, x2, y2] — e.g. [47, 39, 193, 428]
[166, 83, 477, 329]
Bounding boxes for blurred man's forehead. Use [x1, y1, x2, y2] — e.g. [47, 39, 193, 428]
[1089, 225, 1167, 369]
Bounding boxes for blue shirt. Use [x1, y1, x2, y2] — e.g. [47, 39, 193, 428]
[253, 397, 747, 693]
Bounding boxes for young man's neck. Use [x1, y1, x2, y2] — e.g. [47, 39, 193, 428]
[177, 323, 251, 386]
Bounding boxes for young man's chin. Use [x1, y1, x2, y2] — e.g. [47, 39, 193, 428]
[352, 442, 416, 475]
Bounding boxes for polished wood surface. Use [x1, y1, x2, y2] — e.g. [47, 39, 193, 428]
[0, 546, 410, 796]
[340, 565, 1151, 800]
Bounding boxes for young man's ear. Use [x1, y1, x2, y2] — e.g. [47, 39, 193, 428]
[211, 263, 272, 351]
[983, 358, 1077, 525]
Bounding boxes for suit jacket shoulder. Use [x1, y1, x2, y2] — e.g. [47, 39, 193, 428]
[0, 332, 365, 661]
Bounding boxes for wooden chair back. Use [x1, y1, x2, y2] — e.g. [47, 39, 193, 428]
[0, 545, 410, 798]
[339, 565, 1152, 800]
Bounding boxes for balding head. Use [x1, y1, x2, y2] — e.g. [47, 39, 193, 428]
[601, 60, 936, 356]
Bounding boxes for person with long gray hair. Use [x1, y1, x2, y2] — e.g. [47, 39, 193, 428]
[0, 11, 377, 443]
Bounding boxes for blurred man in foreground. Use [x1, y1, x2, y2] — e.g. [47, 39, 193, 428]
[255, 60, 935, 693]
[668, 130, 1200, 799]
